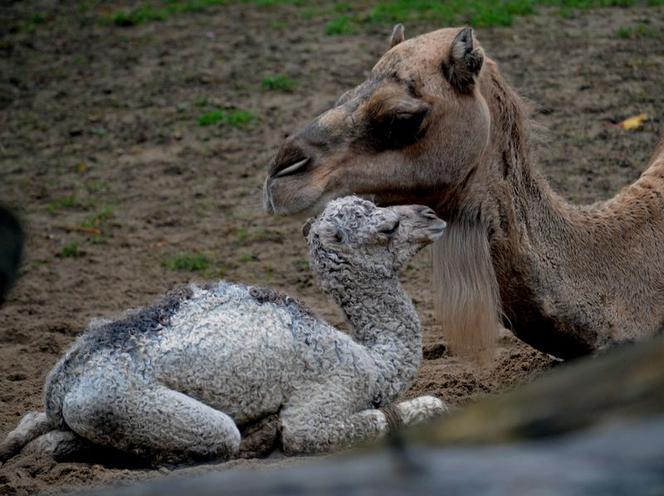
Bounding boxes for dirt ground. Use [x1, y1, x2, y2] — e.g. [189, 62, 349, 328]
[0, 1, 662, 494]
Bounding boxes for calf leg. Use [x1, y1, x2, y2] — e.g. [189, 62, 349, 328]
[280, 399, 389, 456]
[238, 414, 280, 459]
[393, 395, 449, 426]
[23, 430, 147, 466]
[280, 394, 446, 456]
[62, 374, 240, 465]
[22, 430, 93, 462]
[0, 411, 52, 462]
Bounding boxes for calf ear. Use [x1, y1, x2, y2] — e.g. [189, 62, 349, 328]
[389, 24, 405, 49]
[302, 218, 314, 238]
[444, 27, 484, 93]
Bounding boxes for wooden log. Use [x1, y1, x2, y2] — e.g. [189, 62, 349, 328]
[76, 336, 664, 495]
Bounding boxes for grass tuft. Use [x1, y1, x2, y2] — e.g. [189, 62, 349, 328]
[616, 22, 661, 38]
[47, 194, 79, 214]
[370, 0, 536, 27]
[100, 0, 664, 31]
[60, 241, 83, 258]
[103, 0, 306, 27]
[104, 0, 229, 26]
[162, 253, 211, 271]
[261, 74, 296, 92]
[364, 0, 657, 28]
[107, 6, 169, 26]
[81, 207, 114, 229]
[326, 15, 356, 35]
[197, 109, 256, 128]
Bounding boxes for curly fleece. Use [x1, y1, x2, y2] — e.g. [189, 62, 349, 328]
[2, 197, 447, 464]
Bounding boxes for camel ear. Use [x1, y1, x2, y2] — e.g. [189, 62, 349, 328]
[389, 24, 405, 49]
[445, 27, 484, 93]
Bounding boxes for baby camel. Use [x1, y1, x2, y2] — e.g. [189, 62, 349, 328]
[0, 197, 446, 465]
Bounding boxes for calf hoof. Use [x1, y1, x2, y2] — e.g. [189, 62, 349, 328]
[397, 396, 448, 426]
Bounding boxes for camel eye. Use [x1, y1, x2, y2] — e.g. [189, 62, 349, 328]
[370, 108, 428, 150]
[390, 111, 426, 140]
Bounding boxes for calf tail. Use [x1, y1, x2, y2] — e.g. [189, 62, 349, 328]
[0, 411, 55, 463]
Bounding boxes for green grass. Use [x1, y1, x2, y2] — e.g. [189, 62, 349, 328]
[30, 13, 47, 24]
[347, 0, 663, 30]
[47, 194, 79, 214]
[253, 0, 306, 5]
[104, 0, 304, 26]
[104, 0, 227, 26]
[232, 227, 283, 245]
[81, 206, 114, 228]
[17, 12, 49, 33]
[238, 253, 254, 263]
[326, 15, 356, 35]
[293, 259, 309, 271]
[261, 74, 296, 92]
[60, 241, 83, 258]
[367, 0, 527, 27]
[616, 22, 661, 38]
[100, 0, 664, 31]
[365, 0, 654, 27]
[235, 227, 249, 243]
[360, 0, 664, 29]
[194, 97, 208, 107]
[197, 109, 256, 128]
[162, 253, 211, 271]
[269, 18, 288, 29]
[107, 6, 168, 26]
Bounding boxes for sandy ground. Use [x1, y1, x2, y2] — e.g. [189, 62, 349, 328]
[0, 2, 662, 494]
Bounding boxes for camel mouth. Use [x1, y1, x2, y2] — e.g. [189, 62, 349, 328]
[414, 221, 446, 245]
[262, 177, 276, 215]
[274, 157, 310, 178]
[409, 205, 446, 243]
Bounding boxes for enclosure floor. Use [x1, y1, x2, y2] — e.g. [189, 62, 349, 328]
[0, 3, 662, 494]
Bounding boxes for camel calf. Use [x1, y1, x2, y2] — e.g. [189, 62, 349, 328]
[1, 197, 446, 465]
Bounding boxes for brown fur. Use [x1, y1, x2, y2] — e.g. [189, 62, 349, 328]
[264, 26, 664, 361]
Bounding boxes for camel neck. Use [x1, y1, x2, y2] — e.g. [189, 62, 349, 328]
[328, 275, 422, 404]
[331, 276, 420, 347]
[466, 67, 603, 357]
[473, 65, 570, 250]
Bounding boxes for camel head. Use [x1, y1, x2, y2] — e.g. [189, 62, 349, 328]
[264, 26, 491, 218]
[305, 196, 446, 279]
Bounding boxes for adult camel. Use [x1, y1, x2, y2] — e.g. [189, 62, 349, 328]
[263, 25, 664, 362]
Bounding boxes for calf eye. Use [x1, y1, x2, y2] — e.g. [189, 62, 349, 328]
[379, 220, 400, 236]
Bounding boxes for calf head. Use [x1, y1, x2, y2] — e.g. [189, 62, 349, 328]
[305, 196, 446, 280]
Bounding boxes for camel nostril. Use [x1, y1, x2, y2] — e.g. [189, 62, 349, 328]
[271, 140, 311, 178]
[415, 205, 439, 220]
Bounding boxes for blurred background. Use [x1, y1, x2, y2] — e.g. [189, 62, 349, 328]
[0, 0, 662, 493]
